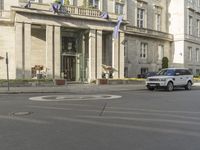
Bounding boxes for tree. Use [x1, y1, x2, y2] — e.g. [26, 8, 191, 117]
[162, 57, 169, 69]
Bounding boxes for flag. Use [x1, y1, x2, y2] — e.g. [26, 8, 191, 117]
[61, 0, 64, 5]
[113, 16, 123, 38]
[93, 0, 96, 7]
[52, 3, 61, 14]
[24, 0, 31, 8]
[100, 12, 109, 19]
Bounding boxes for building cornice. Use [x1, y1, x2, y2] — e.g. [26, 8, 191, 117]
[125, 26, 173, 41]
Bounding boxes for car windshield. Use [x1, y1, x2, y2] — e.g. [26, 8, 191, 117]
[157, 69, 175, 76]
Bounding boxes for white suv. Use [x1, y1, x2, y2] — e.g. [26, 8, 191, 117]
[146, 68, 193, 91]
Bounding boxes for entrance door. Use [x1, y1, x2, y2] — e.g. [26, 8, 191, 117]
[62, 56, 76, 81]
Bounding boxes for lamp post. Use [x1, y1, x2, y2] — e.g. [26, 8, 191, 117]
[6, 52, 10, 91]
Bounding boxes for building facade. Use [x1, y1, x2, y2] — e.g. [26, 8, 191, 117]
[124, 0, 173, 77]
[0, 0, 199, 82]
[0, 0, 126, 82]
[168, 0, 200, 76]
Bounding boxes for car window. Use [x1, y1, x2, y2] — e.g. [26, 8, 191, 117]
[158, 69, 175, 76]
[184, 69, 192, 75]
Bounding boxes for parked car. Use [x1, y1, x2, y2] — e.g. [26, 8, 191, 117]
[137, 72, 157, 79]
[145, 68, 193, 91]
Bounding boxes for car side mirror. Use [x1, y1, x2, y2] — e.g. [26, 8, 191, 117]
[175, 73, 180, 76]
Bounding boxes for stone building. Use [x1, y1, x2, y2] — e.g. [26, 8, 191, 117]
[0, 0, 126, 82]
[0, 0, 199, 82]
[124, 0, 173, 77]
[168, 0, 200, 76]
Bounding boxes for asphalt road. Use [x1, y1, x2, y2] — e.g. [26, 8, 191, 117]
[1, 88, 200, 150]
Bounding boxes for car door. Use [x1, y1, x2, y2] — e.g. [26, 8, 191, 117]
[174, 69, 185, 86]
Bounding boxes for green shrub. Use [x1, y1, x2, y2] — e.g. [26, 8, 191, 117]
[162, 57, 169, 69]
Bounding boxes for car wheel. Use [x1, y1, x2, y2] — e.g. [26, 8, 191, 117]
[147, 87, 155, 91]
[166, 82, 174, 92]
[185, 81, 192, 90]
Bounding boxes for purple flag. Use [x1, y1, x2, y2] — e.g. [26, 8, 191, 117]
[113, 16, 123, 38]
[61, 0, 64, 5]
[24, 0, 31, 8]
[52, 3, 61, 14]
[100, 12, 109, 19]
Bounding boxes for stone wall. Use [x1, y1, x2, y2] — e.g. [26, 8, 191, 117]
[0, 25, 16, 79]
[125, 34, 171, 77]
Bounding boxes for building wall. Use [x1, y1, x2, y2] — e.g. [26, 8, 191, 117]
[127, 0, 168, 32]
[0, 25, 16, 79]
[168, 0, 200, 75]
[31, 27, 46, 70]
[125, 35, 171, 77]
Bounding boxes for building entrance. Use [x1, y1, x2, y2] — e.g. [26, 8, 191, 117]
[62, 56, 76, 81]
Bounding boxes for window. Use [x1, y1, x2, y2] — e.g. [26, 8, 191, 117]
[89, 0, 100, 9]
[197, 20, 200, 37]
[141, 68, 148, 75]
[189, 16, 193, 35]
[155, 14, 161, 31]
[65, 0, 74, 5]
[196, 48, 199, 62]
[196, 69, 200, 75]
[188, 47, 192, 61]
[140, 43, 148, 59]
[0, 0, 3, 10]
[158, 45, 164, 60]
[115, 3, 123, 15]
[137, 8, 145, 28]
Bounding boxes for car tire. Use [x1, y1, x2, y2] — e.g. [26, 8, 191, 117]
[185, 81, 192, 90]
[166, 82, 174, 92]
[147, 87, 155, 91]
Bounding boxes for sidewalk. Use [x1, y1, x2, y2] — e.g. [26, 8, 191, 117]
[0, 84, 145, 94]
[1, 83, 200, 94]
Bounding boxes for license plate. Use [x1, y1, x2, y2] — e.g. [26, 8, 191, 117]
[149, 84, 156, 86]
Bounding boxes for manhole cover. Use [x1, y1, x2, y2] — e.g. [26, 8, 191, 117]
[11, 112, 33, 116]
[29, 95, 122, 101]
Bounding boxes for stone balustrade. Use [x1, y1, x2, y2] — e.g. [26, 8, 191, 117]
[65, 5, 101, 17]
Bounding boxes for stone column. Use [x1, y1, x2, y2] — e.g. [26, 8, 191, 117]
[88, 29, 96, 82]
[15, 22, 23, 79]
[54, 26, 61, 79]
[24, 23, 31, 78]
[112, 35, 119, 78]
[119, 32, 125, 79]
[46, 25, 53, 78]
[96, 30, 102, 79]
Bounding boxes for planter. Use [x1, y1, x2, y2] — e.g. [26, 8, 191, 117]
[96, 79, 108, 85]
[54, 79, 66, 85]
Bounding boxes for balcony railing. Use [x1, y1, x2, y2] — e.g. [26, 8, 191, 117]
[18, 2, 101, 17]
[126, 26, 173, 41]
[65, 5, 101, 17]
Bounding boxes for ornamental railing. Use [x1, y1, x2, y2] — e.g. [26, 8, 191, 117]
[65, 5, 101, 17]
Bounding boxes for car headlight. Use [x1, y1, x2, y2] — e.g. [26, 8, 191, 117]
[160, 78, 166, 81]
